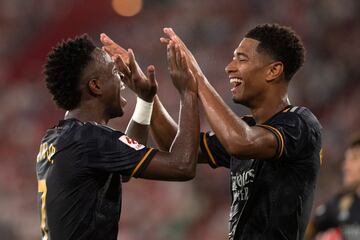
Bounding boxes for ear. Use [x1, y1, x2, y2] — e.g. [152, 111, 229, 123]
[87, 78, 102, 96]
[265, 61, 284, 82]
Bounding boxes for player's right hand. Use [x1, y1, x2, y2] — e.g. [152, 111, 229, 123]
[167, 41, 197, 94]
[161, 28, 204, 80]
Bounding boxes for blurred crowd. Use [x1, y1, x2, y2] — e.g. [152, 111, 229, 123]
[0, 0, 359, 239]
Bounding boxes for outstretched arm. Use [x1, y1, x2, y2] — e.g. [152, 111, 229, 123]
[161, 28, 278, 160]
[101, 33, 209, 165]
[139, 42, 200, 180]
[101, 34, 200, 180]
[150, 94, 209, 164]
[150, 95, 177, 151]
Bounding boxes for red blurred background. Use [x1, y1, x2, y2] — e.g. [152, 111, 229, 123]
[0, 0, 359, 239]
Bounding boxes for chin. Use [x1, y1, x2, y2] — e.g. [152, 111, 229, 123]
[117, 111, 124, 117]
[232, 95, 245, 105]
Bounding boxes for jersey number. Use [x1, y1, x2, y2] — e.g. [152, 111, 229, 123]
[38, 179, 49, 240]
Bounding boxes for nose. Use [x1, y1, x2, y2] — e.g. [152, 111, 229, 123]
[225, 59, 236, 75]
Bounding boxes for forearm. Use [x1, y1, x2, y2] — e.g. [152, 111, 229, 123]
[169, 91, 199, 174]
[197, 76, 252, 154]
[125, 97, 154, 145]
[150, 95, 178, 151]
[139, 91, 199, 181]
[125, 121, 149, 145]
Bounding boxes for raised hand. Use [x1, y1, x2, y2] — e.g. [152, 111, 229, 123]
[101, 33, 129, 64]
[101, 33, 157, 102]
[167, 41, 197, 94]
[114, 49, 157, 102]
[160, 28, 204, 78]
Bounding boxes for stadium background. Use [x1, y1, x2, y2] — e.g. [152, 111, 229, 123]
[0, 0, 359, 239]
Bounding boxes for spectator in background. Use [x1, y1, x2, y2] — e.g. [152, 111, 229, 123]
[306, 135, 360, 240]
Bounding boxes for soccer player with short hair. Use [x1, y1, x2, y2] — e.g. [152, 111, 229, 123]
[150, 24, 322, 239]
[306, 135, 360, 240]
[37, 34, 199, 240]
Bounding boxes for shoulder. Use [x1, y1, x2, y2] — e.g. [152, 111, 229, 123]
[271, 106, 322, 131]
[291, 106, 322, 131]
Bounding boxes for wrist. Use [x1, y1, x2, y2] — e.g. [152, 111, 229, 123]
[131, 97, 154, 125]
[138, 95, 154, 103]
[180, 90, 197, 99]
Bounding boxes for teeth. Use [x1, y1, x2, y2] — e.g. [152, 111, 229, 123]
[230, 78, 242, 84]
[120, 81, 125, 90]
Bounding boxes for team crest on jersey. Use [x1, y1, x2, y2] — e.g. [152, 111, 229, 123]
[119, 135, 145, 150]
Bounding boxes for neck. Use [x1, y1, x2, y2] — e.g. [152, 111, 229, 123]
[65, 101, 109, 125]
[250, 93, 290, 124]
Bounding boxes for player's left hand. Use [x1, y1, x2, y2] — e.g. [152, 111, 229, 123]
[101, 33, 158, 102]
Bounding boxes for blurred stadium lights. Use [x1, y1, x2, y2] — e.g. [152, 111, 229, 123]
[111, 0, 143, 17]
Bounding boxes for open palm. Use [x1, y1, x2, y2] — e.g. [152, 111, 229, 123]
[101, 33, 158, 102]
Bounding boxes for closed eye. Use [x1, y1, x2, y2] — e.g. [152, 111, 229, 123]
[234, 51, 248, 61]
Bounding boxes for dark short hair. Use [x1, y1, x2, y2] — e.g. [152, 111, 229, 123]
[245, 23, 305, 81]
[44, 34, 96, 110]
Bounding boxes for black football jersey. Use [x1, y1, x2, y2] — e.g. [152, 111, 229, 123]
[314, 191, 360, 240]
[36, 119, 157, 240]
[200, 106, 322, 240]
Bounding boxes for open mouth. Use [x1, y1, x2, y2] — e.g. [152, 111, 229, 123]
[120, 80, 126, 91]
[230, 78, 243, 92]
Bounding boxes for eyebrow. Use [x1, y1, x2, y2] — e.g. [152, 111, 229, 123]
[234, 51, 249, 58]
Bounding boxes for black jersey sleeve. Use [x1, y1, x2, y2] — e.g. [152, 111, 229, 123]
[81, 123, 158, 178]
[200, 131, 231, 168]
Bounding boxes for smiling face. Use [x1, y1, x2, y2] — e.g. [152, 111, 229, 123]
[91, 48, 127, 118]
[225, 38, 274, 107]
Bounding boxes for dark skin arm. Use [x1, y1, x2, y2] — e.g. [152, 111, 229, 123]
[102, 33, 208, 164]
[150, 95, 177, 151]
[101, 34, 200, 180]
[161, 28, 278, 160]
[151, 94, 208, 163]
[139, 42, 200, 180]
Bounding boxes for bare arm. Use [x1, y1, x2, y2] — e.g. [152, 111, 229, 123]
[150, 94, 208, 163]
[197, 76, 278, 159]
[141, 92, 199, 180]
[150, 95, 177, 151]
[161, 28, 278, 160]
[123, 63, 157, 145]
[139, 42, 200, 180]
